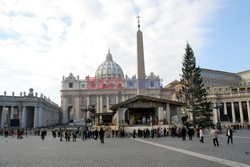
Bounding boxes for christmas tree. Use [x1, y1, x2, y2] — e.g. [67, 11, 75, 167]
[179, 43, 213, 128]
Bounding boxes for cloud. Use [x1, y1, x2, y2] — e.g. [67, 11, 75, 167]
[0, 0, 220, 104]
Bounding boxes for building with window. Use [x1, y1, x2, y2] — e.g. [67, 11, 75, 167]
[201, 69, 250, 125]
[168, 68, 250, 126]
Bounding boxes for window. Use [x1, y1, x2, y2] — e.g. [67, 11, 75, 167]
[69, 83, 73, 88]
[68, 96, 72, 104]
[150, 81, 154, 87]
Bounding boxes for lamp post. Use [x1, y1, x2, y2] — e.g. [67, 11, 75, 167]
[82, 105, 95, 128]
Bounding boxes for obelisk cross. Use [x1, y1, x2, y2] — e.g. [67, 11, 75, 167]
[137, 15, 141, 30]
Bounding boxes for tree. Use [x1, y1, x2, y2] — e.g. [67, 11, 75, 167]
[179, 43, 213, 128]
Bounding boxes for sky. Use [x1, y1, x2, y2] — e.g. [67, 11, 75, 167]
[0, 0, 249, 105]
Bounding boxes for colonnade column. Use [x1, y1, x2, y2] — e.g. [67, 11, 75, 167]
[239, 101, 244, 123]
[223, 102, 227, 115]
[33, 107, 38, 128]
[1, 106, 6, 128]
[10, 106, 14, 119]
[213, 103, 218, 124]
[106, 95, 110, 112]
[38, 107, 43, 127]
[231, 102, 236, 123]
[247, 101, 250, 123]
[18, 106, 22, 127]
[21, 106, 27, 128]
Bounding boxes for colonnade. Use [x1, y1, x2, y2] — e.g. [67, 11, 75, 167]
[212, 100, 250, 124]
[1, 105, 59, 129]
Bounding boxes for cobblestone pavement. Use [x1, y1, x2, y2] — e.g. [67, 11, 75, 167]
[0, 130, 250, 167]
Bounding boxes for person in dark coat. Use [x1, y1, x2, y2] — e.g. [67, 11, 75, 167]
[133, 129, 136, 138]
[188, 128, 193, 140]
[41, 130, 46, 140]
[226, 126, 233, 144]
[99, 128, 105, 144]
[181, 126, 186, 140]
[94, 129, 98, 140]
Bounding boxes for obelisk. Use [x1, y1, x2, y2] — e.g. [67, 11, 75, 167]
[136, 15, 146, 95]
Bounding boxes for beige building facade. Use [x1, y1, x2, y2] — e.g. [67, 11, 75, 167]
[202, 69, 250, 125]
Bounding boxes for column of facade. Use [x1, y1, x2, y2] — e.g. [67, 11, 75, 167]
[10, 106, 14, 119]
[116, 95, 119, 104]
[21, 106, 27, 128]
[1, 107, 6, 128]
[62, 97, 68, 124]
[231, 102, 236, 123]
[87, 96, 90, 119]
[122, 95, 125, 102]
[106, 95, 110, 112]
[166, 103, 170, 125]
[33, 107, 38, 128]
[100, 95, 103, 113]
[223, 102, 228, 115]
[247, 101, 250, 123]
[96, 95, 100, 113]
[213, 103, 218, 124]
[239, 101, 244, 123]
[75, 96, 80, 121]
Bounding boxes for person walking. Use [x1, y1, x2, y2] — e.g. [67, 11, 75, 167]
[72, 130, 77, 142]
[210, 127, 219, 146]
[94, 129, 98, 140]
[99, 128, 105, 144]
[188, 128, 193, 140]
[226, 126, 233, 144]
[199, 128, 204, 143]
[181, 126, 186, 140]
[133, 129, 136, 138]
[59, 128, 63, 141]
[41, 130, 46, 140]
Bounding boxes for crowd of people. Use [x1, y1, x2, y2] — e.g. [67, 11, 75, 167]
[131, 125, 235, 147]
[0, 124, 237, 146]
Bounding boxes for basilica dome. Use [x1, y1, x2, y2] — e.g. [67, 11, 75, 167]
[95, 50, 124, 80]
